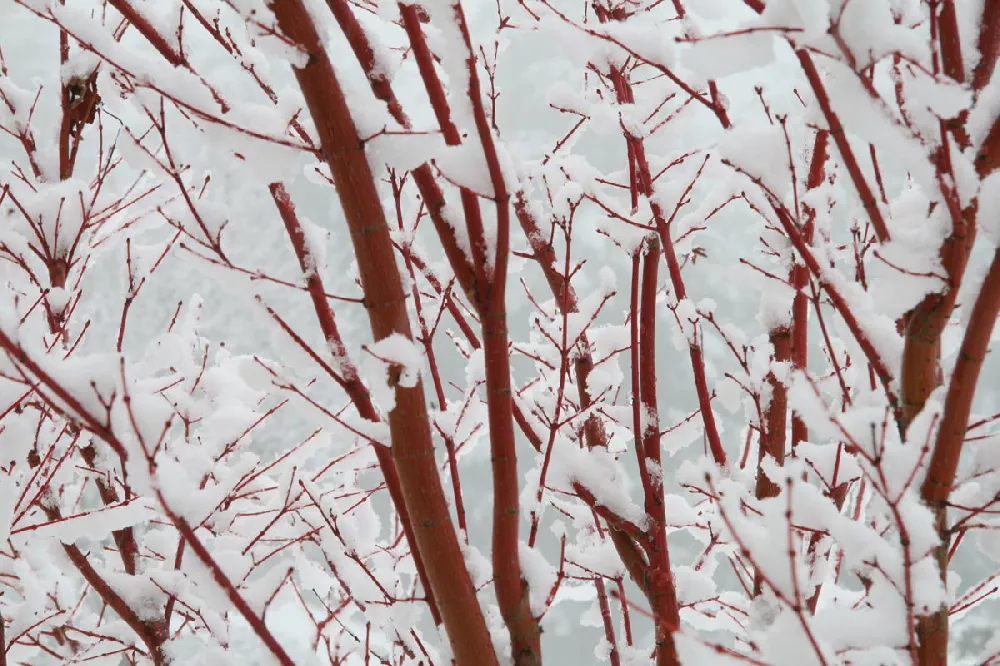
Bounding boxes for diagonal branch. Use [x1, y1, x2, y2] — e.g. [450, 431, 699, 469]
[269, 3, 498, 664]
[268, 182, 442, 626]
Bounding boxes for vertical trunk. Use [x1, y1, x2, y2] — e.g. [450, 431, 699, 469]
[916, 249, 1000, 666]
[758, 131, 827, 596]
[914, 9, 1000, 661]
[269, 183, 442, 625]
[271, 4, 497, 664]
[447, 6, 543, 661]
[791, 131, 828, 453]
[753, 328, 790, 596]
[639, 238, 681, 666]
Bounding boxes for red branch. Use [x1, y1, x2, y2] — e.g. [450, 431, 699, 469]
[107, 0, 185, 66]
[917, 248, 1000, 664]
[795, 50, 890, 242]
[450, 5, 541, 662]
[269, 3, 497, 664]
[268, 182, 442, 626]
[639, 237, 681, 666]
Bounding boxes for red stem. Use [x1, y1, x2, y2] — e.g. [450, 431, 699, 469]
[449, 5, 541, 661]
[107, 0, 185, 66]
[158, 502, 295, 665]
[596, 37, 726, 465]
[917, 249, 1000, 665]
[60, 539, 168, 663]
[269, 3, 497, 664]
[399, 4, 491, 304]
[741, 1, 889, 242]
[795, 50, 890, 243]
[972, 1, 1000, 91]
[629, 251, 652, 494]
[639, 238, 681, 666]
[324, 0, 407, 125]
[791, 131, 829, 450]
[937, 0, 965, 84]
[732, 168, 897, 401]
[596, 577, 622, 666]
[323, 0, 478, 304]
[268, 182, 442, 625]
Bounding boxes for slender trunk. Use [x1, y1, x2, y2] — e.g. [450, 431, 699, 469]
[639, 238, 681, 666]
[911, 6, 1000, 660]
[756, 329, 791, 511]
[270, 4, 497, 664]
[759, 130, 827, 597]
[269, 182, 442, 625]
[916, 249, 1000, 665]
[792, 131, 828, 452]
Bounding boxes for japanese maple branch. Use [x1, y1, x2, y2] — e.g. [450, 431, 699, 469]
[325, 0, 478, 301]
[971, 1, 1000, 91]
[794, 50, 890, 243]
[51, 18, 146, 589]
[269, 3, 498, 664]
[739, 1, 889, 242]
[107, 0, 185, 66]
[917, 247, 1000, 665]
[792, 130, 829, 450]
[638, 237, 681, 666]
[450, 5, 541, 663]
[268, 182, 442, 625]
[331, 0, 651, 636]
[0, 334, 294, 665]
[391, 177, 469, 537]
[756, 129, 829, 593]
[725, 162, 897, 405]
[57, 536, 168, 664]
[543, 0, 729, 127]
[595, 33, 727, 465]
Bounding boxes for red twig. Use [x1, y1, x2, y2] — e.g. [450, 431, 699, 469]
[270, 3, 497, 664]
[268, 182, 442, 626]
